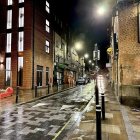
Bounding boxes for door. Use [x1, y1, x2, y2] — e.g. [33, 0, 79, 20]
[37, 66, 43, 87]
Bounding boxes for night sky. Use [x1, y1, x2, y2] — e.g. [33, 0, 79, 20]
[57, 0, 116, 68]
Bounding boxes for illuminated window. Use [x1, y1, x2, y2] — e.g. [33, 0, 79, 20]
[45, 40, 50, 53]
[18, 31, 24, 51]
[46, 19, 50, 33]
[46, 1, 50, 13]
[8, 0, 13, 5]
[19, 0, 24, 3]
[6, 57, 11, 86]
[18, 57, 23, 86]
[19, 7, 24, 27]
[6, 33, 12, 53]
[7, 10, 12, 29]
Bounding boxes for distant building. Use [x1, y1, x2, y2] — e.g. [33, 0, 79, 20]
[111, 0, 140, 105]
[0, 0, 53, 89]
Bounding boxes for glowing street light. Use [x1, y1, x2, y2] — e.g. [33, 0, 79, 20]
[89, 60, 92, 63]
[75, 42, 83, 51]
[96, 5, 107, 16]
[84, 53, 89, 59]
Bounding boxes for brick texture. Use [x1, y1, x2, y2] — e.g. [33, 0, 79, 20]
[118, 4, 140, 85]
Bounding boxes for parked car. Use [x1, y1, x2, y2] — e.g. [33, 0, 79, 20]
[76, 77, 88, 85]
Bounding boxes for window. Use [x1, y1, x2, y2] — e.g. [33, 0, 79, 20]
[19, 7, 24, 27]
[7, 10, 12, 29]
[19, 0, 24, 3]
[6, 57, 11, 86]
[18, 57, 23, 86]
[8, 0, 13, 5]
[46, 1, 50, 13]
[18, 31, 24, 51]
[46, 19, 50, 33]
[45, 40, 50, 53]
[6, 33, 12, 53]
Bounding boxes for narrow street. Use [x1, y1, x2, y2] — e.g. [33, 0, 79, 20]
[0, 82, 95, 140]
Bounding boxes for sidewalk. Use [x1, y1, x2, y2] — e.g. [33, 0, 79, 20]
[64, 83, 140, 140]
[0, 84, 74, 113]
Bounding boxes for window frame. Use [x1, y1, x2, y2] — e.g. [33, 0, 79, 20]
[45, 40, 50, 53]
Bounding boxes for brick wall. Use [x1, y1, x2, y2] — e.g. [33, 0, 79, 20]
[118, 4, 140, 85]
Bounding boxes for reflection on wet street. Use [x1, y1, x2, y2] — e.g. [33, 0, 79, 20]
[0, 82, 95, 140]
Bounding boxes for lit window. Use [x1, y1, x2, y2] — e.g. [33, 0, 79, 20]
[18, 31, 24, 51]
[8, 0, 13, 5]
[46, 1, 50, 13]
[7, 10, 12, 29]
[19, 7, 24, 27]
[6, 57, 11, 86]
[18, 57, 23, 86]
[46, 40, 50, 53]
[6, 33, 12, 53]
[46, 19, 50, 33]
[19, 0, 24, 3]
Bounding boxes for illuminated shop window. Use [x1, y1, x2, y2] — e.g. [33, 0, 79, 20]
[6, 57, 11, 86]
[18, 57, 23, 86]
[18, 31, 24, 51]
[6, 33, 12, 53]
[19, 7, 24, 27]
[7, 10, 12, 29]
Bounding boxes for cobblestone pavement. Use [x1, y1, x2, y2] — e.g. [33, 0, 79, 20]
[0, 83, 95, 140]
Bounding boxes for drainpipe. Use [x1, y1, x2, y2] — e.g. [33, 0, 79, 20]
[32, 0, 35, 89]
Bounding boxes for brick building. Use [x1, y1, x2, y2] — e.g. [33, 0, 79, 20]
[0, 0, 53, 89]
[111, 0, 140, 105]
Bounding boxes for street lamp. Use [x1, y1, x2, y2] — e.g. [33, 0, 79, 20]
[74, 42, 83, 51]
[89, 60, 92, 64]
[84, 53, 89, 59]
[97, 6, 106, 16]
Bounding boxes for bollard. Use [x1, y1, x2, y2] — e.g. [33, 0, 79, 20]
[16, 86, 19, 103]
[57, 82, 59, 91]
[95, 85, 99, 105]
[101, 93, 105, 120]
[35, 85, 37, 97]
[48, 84, 49, 94]
[96, 105, 102, 140]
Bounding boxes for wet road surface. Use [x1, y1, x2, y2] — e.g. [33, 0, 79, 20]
[0, 82, 95, 140]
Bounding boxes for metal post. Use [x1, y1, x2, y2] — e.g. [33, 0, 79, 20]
[57, 81, 59, 91]
[16, 86, 19, 103]
[35, 85, 37, 97]
[48, 84, 49, 94]
[95, 85, 99, 105]
[101, 93, 105, 120]
[96, 105, 102, 140]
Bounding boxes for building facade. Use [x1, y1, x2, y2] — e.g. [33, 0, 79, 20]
[0, 0, 53, 89]
[111, 0, 140, 105]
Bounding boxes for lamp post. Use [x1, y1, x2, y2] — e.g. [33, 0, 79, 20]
[93, 43, 100, 73]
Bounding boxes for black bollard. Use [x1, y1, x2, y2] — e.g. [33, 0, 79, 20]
[95, 85, 99, 105]
[101, 93, 105, 120]
[96, 105, 102, 140]
[35, 85, 37, 97]
[57, 82, 59, 91]
[48, 84, 49, 94]
[16, 86, 19, 103]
